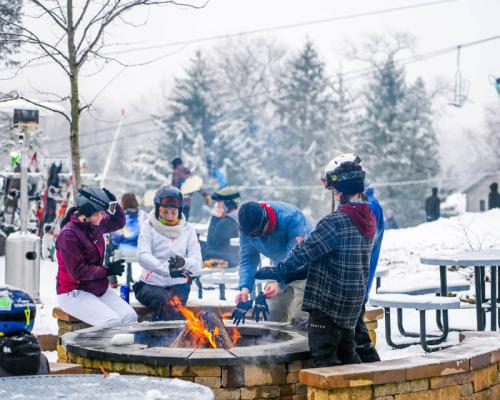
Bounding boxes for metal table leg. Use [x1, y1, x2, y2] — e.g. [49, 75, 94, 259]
[439, 265, 449, 332]
[474, 266, 484, 330]
[491, 265, 497, 331]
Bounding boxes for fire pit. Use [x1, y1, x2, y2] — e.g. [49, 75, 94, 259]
[62, 316, 311, 400]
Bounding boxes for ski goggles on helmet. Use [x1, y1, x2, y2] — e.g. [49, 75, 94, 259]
[78, 189, 117, 215]
[321, 170, 365, 189]
[159, 196, 182, 209]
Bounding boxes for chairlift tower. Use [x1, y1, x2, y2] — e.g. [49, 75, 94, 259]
[449, 46, 469, 107]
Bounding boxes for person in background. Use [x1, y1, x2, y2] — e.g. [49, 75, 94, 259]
[171, 157, 210, 221]
[56, 187, 138, 326]
[111, 192, 148, 255]
[425, 187, 441, 221]
[488, 182, 500, 210]
[235, 200, 312, 323]
[256, 161, 375, 367]
[384, 209, 399, 229]
[201, 187, 240, 268]
[134, 186, 202, 320]
[0, 286, 50, 377]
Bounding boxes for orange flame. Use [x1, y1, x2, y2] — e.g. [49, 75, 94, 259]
[168, 296, 218, 348]
[230, 328, 241, 345]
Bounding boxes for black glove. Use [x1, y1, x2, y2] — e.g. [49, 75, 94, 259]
[169, 255, 187, 278]
[102, 187, 116, 202]
[231, 300, 253, 326]
[253, 292, 269, 323]
[106, 259, 125, 276]
[170, 269, 193, 279]
[169, 255, 186, 270]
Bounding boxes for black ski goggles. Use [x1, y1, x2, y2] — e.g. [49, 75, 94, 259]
[78, 189, 117, 215]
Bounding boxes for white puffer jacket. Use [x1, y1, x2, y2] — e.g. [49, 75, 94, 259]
[137, 211, 202, 287]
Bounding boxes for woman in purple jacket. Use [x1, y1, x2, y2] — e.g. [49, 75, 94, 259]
[56, 187, 137, 326]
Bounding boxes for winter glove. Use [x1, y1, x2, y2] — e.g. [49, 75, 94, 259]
[169, 255, 187, 278]
[106, 259, 126, 276]
[231, 300, 253, 326]
[102, 187, 116, 202]
[252, 292, 269, 323]
[0, 333, 41, 376]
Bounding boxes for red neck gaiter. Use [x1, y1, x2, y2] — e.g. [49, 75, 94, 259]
[259, 201, 277, 235]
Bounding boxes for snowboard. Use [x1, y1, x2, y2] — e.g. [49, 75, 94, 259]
[181, 175, 203, 195]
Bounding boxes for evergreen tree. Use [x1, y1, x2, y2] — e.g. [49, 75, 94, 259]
[0, 0, 22, 65]
[156, 50, 228, 181]
[273, 41, 335, 215]
[358, 58, 440, 226]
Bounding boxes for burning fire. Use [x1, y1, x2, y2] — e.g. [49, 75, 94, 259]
[168, 296, 240, 348]
[230, 328, 241, 345]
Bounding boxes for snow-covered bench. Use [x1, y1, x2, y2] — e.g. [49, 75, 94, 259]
[369, 293, 461, 352]
[376, 279, 470, 337]
[377, 280, 470, 295]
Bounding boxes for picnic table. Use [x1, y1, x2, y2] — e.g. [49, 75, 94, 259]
[0, 375, 214, 400]
[420, 250, 500, 331]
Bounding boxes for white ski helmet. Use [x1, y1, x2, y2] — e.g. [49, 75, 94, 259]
[322, 153, 362, 190]
[324, 153, 362, 175]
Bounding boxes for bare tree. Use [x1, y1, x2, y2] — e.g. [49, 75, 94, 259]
[0, 0, 206, 191]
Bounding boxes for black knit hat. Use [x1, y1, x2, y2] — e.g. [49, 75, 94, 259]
[238, 201, 268, 236]
[328, 161, 365, 195]
[171, 157, 182, 169]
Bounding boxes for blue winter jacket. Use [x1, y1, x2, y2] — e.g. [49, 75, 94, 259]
[239, 201, 312, 291]
[365, 186, 384, 298]
[111, 209, 144, 254]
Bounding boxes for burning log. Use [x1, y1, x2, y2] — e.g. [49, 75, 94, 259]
[171, 311, 234, 349]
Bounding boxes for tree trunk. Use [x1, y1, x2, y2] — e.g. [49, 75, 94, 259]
[67, 0, 81, 193]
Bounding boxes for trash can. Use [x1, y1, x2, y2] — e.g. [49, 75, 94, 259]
[5, 231, 41, 301]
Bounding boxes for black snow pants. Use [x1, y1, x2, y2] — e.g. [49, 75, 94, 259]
[355, 301, 381, 363]
[133, 281, 190, 321]
[307, 309, 362, 368]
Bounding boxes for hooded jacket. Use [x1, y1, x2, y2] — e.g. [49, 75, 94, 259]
[55, 205, 126, 296]
[239, 201, 312, 292]
[276, 203, 375, 329]
[364, 187, 385, 297]
[137, 211, 202, 288]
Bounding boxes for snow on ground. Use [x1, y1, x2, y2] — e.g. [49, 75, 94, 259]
[0, 209, 499, 361]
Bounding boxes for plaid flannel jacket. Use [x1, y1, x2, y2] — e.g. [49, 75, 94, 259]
[277, 211, 374, 329]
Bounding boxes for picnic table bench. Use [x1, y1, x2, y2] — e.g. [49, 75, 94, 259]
[369, 293, 461, 352]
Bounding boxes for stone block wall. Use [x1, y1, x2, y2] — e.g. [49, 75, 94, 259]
[66, 350, 308, 400]
[301, 331, 500, 400]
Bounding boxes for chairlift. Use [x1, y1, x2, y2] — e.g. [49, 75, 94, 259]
[449, 46, 469, 107]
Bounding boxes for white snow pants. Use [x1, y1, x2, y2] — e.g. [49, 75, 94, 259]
[58, 288, 138, 327]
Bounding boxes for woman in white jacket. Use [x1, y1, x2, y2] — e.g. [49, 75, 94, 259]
[133, 186, 202, 321]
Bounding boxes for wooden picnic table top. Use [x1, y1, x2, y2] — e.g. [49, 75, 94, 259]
[420, 249, 500, 266]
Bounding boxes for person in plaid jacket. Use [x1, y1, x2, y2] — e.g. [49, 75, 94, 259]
[256, 161, 376, 367]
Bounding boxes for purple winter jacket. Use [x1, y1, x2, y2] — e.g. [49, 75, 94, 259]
[55, 205, 126, 297]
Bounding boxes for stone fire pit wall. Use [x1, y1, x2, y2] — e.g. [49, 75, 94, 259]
[301, 331, 500, 400]
[63, 321, 311, 400]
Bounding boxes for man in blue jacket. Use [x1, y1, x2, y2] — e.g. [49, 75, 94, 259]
[236, 200, 312, 322]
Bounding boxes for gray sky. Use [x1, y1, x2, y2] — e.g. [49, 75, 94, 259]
[2, 0, 499, 172]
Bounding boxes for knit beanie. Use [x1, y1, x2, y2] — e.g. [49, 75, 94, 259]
[238, 201, 268, 236]
[328, 161, 365, 195]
